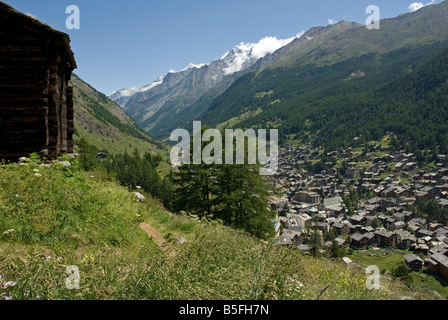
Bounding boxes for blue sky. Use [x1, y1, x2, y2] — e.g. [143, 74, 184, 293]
[3, 0, 444, 95]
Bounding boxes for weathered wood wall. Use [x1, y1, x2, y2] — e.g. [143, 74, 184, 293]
[0, 2, 76, 161]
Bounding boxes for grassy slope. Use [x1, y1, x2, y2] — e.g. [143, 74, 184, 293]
[71, 74, 168, 157]
[350, 248, 448, 299]
[0, 158, 425, 300]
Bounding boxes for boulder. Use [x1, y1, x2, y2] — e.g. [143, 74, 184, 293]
[134, 192, 145, 202]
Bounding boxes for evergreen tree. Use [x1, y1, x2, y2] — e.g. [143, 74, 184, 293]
[212, 163, 275, 239]
[173, 127, 275, 239]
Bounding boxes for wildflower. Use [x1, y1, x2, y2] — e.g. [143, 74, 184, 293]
[15, 194, 19, 197]
[4, 281, 17, 288]
[35, 295, 41, 300]
[1, 291, 12, 300]
[34, 173, 42, 177]
[33, 169, 39, 172]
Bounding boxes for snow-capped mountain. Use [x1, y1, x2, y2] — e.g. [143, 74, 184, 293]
[109, 64, 203, 106]
[220, 34, 302, 75]
[110, 35, 300, 104]
[107, 33, 303, 137]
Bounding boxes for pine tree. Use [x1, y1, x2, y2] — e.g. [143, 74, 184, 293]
[173, 126, 275, 239]
[212, 163, 275, 239]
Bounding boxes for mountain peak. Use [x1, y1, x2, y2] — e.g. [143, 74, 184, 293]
[109, 32, 303, 102]
[220, 33, 304, 75]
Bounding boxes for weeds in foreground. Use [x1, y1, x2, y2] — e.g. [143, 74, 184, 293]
[0, 157, 426, 300]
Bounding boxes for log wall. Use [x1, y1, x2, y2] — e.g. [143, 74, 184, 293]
[0, 3, 76, 161]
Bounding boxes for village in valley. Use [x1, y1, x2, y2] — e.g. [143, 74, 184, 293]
[270, 133, 448, 284]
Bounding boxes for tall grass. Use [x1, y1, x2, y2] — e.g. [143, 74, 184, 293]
[0, 157, 425, 300]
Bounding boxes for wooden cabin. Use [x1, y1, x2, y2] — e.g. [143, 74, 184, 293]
[0, 2, 77, 161]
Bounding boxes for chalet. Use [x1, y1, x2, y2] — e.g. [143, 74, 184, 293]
[351, 232, 375, 249]
[402, 211, 414, 222]
[416, 228, 434, 239]
[349, 215, 367, 226]
[393, 212, 405, 222]
[335, 237, 349, 249]
[415, 190, 429, 201]
[349, 224, 362, 234]
[395, 230, 416, 250]
[0, 3, 77, 160]
[414, 243, 430, 255]
[332, 222, 349, 236]
[403, 254, 423, 272]
[374, 229, 397, 248]
[393, 187, 414, 199]
[362, 226, 375, 234]
[428, 252, 448, 280]
[435, 227, 448, 238]
[350, 233, 367, 249]
[386, 217, 397, 226]
[346, 166, 360, 179]
[367, 197, 384, 211]
[391, 221, 406, 231]
[429, 223, 443, 232]
[409, 218, 428, 230]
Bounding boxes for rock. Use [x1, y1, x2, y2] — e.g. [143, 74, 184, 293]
[134, 192, 145, 202]
[58, 161, 71, 167]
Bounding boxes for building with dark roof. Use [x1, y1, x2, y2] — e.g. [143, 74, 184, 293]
[403, 253, 423, 271]
[0, 2, 76, 160]
[428, 252, 448, 280]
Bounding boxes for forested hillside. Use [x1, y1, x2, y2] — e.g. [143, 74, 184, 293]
[71, 74, 166, 156]
[199, 40, 448, 153]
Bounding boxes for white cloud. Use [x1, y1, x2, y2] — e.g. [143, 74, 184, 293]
[26, 12, 38, 19]
[295, 30, 306, 39]
[408, 0, 435, 12]
[328, 19, 337, 25]
[251, 36, 295, 59]
[222, 32, 305, 75]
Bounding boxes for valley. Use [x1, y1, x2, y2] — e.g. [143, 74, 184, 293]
[1, 0, 448, 303]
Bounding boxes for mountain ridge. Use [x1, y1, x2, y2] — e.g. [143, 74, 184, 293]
[109, 21, 360, 139]
[70, 74, 166, 155]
